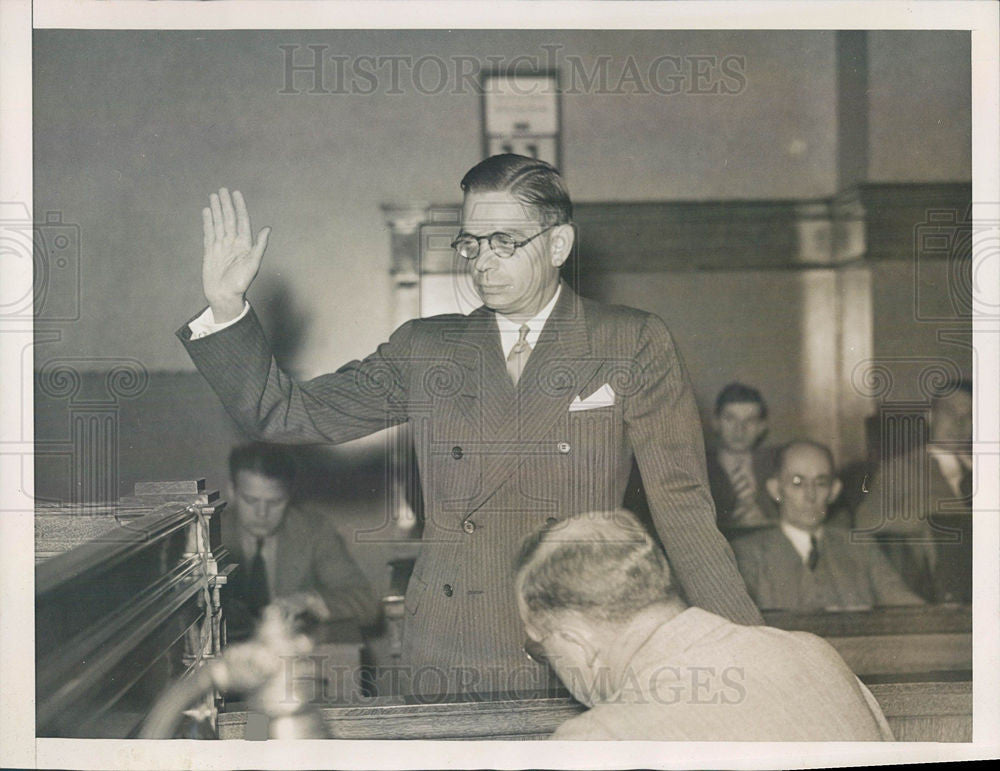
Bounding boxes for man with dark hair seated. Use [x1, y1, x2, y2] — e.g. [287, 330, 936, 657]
[514, 509, 893, 741]
[706, 382, 778, 531]
[223, 441, 378, 641]
[855, 380, 973, 603]
[731, 440, 923, 612]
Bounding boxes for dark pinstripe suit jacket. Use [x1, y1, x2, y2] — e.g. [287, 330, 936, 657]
[178, 282, 762, 694]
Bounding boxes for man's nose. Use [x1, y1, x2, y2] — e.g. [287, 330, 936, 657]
[473, 250, 500, 272]
[803, 484, 818, 502]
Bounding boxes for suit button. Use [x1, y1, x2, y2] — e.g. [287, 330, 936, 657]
[557, 441, 571, 455]
[443, 584, 453, 597]
[462, 520, 476, 534]
[545, 517, 558, 526]
[451, 446, 463, 460]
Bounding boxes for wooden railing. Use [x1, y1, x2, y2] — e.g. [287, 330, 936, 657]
[762, 605, 971, 681]
[217, 680, 971, 742]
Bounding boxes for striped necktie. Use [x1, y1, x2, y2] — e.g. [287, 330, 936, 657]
[506, 324, 532, 387]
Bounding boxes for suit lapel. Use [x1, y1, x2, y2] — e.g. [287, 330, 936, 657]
[448, 283, 601, 516]
[514, 282, 600, 440]
[273, 509, 307, 596]
[451, 307, 514, 433]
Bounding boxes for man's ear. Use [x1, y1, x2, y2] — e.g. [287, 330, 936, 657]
[549, 223, 575, 268]
[828, 478, 843, 504]
[558, 619, 600, 667]
[766, 477, 781, 502]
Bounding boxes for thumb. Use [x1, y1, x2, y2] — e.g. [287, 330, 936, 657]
[251, 227, 271, 260]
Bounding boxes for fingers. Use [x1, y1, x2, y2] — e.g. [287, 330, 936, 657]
[202, 207, 213, 254]
[209, 193, 223, 242]
[219, 187, 237, 240]
[250, 227, 271, 260]
[233, 190, 251, 242]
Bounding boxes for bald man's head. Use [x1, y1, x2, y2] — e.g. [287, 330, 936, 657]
[767, 441, 842, 533]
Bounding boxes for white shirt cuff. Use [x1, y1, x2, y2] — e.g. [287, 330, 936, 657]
[188, 301, 250, 340]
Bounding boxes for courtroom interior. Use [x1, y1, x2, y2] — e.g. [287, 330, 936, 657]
[31, 29, 973, 741]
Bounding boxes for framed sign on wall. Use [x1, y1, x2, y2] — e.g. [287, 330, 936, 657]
[481, 71, 562, 170]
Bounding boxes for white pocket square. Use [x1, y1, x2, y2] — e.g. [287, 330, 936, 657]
[569, 383, 616, 412]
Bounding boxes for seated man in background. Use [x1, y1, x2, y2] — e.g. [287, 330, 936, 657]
[515, 509, 893, 741]
[732, 441, 923, 612]
[705, 382, 778, 531]
[223, 442, 378, 641]
[854, 381, 973, 604]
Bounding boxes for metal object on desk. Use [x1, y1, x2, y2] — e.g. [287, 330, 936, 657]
[383, 557, 416, 660]
[141, 593, 333, 739]
[34, 480, 230, 738]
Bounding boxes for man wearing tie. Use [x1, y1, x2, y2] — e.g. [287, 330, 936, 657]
[855, 381, 973, 603]
[222, 442, 378, 641]
[732, 441, 922, 612]
[179, 154, 762, 695]
[704, 383, 779, 533]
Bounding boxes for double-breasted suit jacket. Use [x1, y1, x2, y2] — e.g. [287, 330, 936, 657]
[179, 282, 762, 694]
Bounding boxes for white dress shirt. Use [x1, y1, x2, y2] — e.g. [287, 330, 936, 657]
[188, 301, 251, 340]
[926, 445, 973, 497]
[780, 521, 823, 565]
[494, 283, 562, 359]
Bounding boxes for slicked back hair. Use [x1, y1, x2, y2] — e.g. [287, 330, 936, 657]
[515, 509, 680, 627]
[228, 441, 296, 491]
[460, 154, 573, 226]
[714, 381, 768, 420]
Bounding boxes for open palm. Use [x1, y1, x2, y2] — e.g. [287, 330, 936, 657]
[202, 188, 270, 320]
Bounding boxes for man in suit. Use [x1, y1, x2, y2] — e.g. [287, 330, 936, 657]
[515, 509, 893, 740]
[223, 442, 378, 642]
[732, 441, 923, 612]
[705, 382, 778, 532]
[854, 381, 973, 603]
[178, 154, 761, 696]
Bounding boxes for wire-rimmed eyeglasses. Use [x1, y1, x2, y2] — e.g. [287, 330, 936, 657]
[522, 637, 549, 666]
[451, 224, 557, 260]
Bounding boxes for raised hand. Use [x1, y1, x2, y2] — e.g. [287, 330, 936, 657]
[202, 188, 271, 323]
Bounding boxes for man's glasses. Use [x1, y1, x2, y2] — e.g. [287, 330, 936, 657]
[522, 637, 549, 666]
[451, 225, 557, 260]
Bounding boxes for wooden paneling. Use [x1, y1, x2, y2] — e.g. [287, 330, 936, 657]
[763, 606, 971, 680]
[396, 182, 971, 275]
